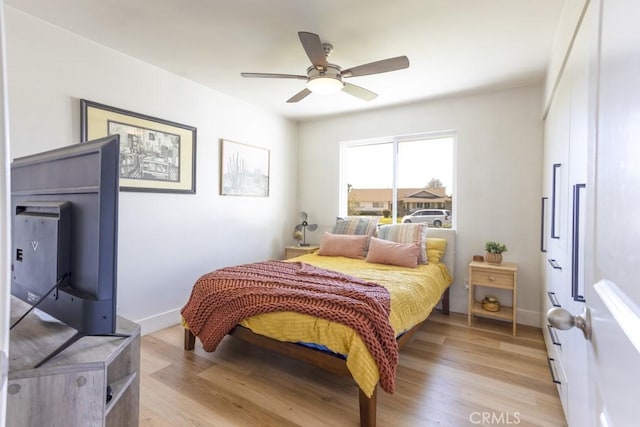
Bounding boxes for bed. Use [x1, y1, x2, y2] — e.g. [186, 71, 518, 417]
[182, 225, 455, 427]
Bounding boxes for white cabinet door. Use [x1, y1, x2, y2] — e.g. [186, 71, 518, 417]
[543, 61, 571, 308]
[543, 3, 597, 425]
[555, 3, 596, 425]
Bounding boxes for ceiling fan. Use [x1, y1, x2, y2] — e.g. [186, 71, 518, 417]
[241, 31, 409, 103]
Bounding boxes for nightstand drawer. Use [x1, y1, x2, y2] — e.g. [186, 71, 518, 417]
[471, 269, 514, 288]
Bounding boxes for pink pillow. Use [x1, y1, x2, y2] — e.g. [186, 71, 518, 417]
[317, 232, 368, 259]
[365, 237, 420, 268]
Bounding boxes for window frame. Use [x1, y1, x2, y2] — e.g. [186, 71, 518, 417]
[339, 130, 457, 226]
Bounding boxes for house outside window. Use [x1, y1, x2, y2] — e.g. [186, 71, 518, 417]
[340, 132, 455, 226]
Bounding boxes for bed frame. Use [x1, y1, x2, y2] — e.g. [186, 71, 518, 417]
[184, 287, 449, 427]
[183, 229, 455, 426]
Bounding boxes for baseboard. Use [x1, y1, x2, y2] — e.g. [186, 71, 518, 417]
[516, 308, 541, 328]
[134, 308, 182, 336]
[133, 306, 542, 336]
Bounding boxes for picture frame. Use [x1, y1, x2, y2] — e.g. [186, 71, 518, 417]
[220, 139, 269, 197]
[80, 99, 196, 193]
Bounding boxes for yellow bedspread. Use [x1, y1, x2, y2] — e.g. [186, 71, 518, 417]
[238, 253, 452, 397]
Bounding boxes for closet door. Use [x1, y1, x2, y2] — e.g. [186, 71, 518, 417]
[541, 45, 572, 420]
[542, 3, 595, 425]
[555, 4, 596, 425]
[542, 66, 571, 313]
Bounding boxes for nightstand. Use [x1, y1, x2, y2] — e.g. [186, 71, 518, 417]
[468, 260, 518, 335]
[284, 245, 319, 259]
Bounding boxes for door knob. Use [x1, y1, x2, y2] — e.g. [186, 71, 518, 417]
[547, 306, 591, 340]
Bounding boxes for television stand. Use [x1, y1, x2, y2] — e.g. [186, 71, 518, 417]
[34, 330, 132, 369]
[7, 297, 141, 427]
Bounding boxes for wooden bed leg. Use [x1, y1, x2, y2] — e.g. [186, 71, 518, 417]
[184, 328, 196, 350]
[441, 287, 450, 315]
[359, 386, 376, 427]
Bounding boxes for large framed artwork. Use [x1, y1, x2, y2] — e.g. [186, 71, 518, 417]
[220, 139, 270, 197]
[80, 99, 196, 193]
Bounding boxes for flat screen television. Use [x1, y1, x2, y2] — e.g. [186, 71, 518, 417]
[10, 135, 122, 367]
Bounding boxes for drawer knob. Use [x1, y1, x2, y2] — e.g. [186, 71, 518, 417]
[489, 275, 495, 281]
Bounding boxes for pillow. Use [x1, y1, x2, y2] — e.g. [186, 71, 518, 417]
[332, 215, 379, 234]
[426, 238, 448, 264]
[365, 237, 420, 268]
[376, 223, 428, 264]
[332, 216, 380, 255]
[317, 232, 368, 259]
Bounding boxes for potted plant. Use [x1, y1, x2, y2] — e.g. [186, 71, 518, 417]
[485, 241, 508, 264]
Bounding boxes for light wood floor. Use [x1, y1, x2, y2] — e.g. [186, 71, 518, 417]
[139, 312, 567, 427]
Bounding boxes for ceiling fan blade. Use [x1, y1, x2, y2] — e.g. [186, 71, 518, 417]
[342, 56, 409, 78]
[308, 224, 318, 231]
[298, 32, 328, 68]
[287, 88, 312, 103]
[342, 82, 378, 101]
[241, 72, 307, 80]
[300, 211, 308, 221]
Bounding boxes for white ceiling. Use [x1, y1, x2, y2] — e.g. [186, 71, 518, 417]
[6, 0, 565, 121]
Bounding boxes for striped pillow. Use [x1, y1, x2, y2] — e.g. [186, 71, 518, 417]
[332, 216, 380, 236]
[377, 223, 428, 264]
[332, 216, 380, 256]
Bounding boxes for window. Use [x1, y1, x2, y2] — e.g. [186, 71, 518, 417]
[340, 132, 454, 226]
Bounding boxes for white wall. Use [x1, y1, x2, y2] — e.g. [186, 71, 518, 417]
[4, 8, 298, 334]
[298, 85, 544, 325]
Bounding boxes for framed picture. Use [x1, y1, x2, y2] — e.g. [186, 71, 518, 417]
[80, 99, 196, 193]
[220, 139, 269, 197]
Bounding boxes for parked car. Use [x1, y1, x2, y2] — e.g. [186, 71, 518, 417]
[401, 209, 451, 227]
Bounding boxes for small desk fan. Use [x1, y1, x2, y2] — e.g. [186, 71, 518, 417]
[294, 212, 318, 246]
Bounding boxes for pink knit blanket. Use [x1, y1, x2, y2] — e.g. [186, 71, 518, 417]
[181, 260, 399, 393]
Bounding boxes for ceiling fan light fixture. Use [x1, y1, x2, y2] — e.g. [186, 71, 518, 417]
[241, 32, 409, 103]
[306, 64, 344, 95]
[306, 76, 344, 94]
